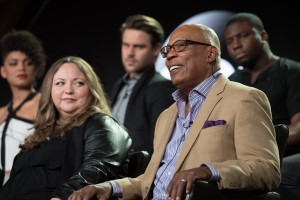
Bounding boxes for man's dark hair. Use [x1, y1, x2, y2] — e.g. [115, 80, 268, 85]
[120, 14, 164, 47]
[225, 12, 265, 33]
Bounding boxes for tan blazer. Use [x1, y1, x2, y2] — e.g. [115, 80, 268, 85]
[117, 75, 280, 200]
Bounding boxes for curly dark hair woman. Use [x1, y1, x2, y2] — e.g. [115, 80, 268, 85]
[0, 30, 46, 186]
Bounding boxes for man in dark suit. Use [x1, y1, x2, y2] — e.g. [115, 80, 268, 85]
[110, 14, 175, 155]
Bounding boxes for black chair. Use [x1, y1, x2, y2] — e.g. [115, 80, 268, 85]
[184, 180, 280, 200]
[274, 124, 289, 165]
[184, 124, 289, 200]
[127, 151, 150, 178]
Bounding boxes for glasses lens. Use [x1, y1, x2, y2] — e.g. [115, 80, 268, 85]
[173, 41, 186, 52]
[160, 46, 168, 58]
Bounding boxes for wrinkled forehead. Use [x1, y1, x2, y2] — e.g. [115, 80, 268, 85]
[169, 25, 203, 44]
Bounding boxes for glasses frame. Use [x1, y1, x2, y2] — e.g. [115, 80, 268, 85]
[160, 39, 212, 58]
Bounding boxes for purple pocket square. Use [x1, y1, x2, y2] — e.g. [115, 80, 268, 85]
[203, 120, 226, 128]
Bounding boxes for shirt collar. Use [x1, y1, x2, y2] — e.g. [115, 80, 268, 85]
[172, 71, 221, 102]
[122, 73, 143, 83]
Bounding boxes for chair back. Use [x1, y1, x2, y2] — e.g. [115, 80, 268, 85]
[128, 151, 150, 178]
[274, 124, 289, 165]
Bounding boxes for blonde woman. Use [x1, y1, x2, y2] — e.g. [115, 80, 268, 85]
[0, 56, 131, 200]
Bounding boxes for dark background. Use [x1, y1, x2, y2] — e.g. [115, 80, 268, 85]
[1, 0, 299, 106]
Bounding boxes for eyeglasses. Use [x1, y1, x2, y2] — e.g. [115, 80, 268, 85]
[160, 39, 212, 58]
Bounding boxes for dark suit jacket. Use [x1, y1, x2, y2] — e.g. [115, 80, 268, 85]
[111, 67, 175, 155]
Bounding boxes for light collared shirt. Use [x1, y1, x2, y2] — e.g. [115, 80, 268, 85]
[112, 73, 142, 124]
[152, 72, 221, 199]
[111, 72, 221, 199]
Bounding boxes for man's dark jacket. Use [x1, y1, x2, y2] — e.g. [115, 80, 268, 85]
[111, 67, 175, 155]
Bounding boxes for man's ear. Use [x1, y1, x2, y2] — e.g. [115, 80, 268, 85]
[207, 46, 217, 63]
[261, 31, 269, 42]
[154, 43, 162, 57]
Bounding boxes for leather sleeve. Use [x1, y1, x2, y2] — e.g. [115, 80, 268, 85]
[53, 113, 132, 199]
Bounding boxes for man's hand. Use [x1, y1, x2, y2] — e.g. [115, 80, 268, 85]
[165, 166, 212, 200]
[68, 182, 112, 200]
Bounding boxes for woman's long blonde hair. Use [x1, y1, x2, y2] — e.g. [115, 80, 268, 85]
[20, 56, 112, 151]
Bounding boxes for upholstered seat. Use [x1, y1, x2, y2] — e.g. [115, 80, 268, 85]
[127, 150, 150, 178]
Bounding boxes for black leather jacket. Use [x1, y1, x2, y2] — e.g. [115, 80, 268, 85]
[53, 113, 132, 199]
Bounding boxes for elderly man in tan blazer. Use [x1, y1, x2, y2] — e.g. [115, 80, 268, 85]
[68, 24, 280, 200]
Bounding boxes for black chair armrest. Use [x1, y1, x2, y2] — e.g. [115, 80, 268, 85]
[183, 180, 279, 200]
[128, 151, 150, 178]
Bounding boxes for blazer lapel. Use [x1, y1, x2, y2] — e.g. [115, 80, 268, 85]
[174, 75, 228, 171]
[111, 79, 124, 104]
[127, 67, 155, 106]
[156, 104, 178, 158]
[144, 104, 178, 186]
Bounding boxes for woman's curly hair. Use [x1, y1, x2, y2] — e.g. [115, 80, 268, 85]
[1, 30, 46, 79]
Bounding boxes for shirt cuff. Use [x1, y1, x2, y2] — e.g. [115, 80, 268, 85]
[109, 181, 123, 198]
[201, 163, 221, 181]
